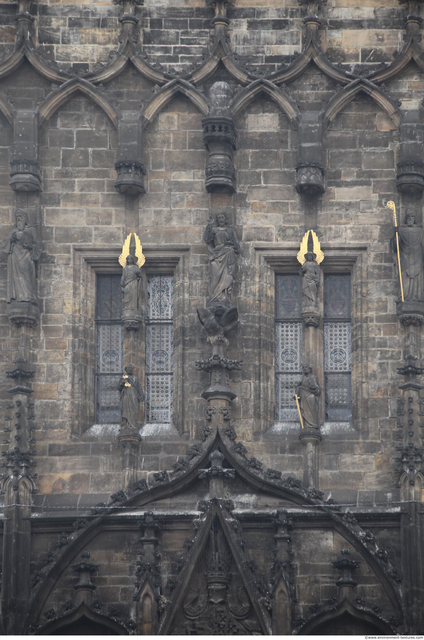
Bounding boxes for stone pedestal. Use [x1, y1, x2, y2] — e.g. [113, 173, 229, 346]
[115, 161, 145, 195]
[7, 301, 39, 328]
[122, 308, 143, 331]
[396, 300, 424, 326]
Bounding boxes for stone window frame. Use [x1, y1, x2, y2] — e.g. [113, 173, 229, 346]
[253, 243, 369, 435]
[72, 245, 190, 437]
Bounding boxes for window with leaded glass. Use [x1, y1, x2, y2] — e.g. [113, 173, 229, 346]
[96, 274, 123, 424]
[146, 275, 174, 424]
[324, 274, 352, 423]
[275, 274, 303, 423]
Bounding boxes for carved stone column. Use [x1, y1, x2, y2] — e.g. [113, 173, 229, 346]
[396, 353, 424, 499]
[202, 82, 237, 193]
[115, 112, 145, 195]
[10, 110, 41, 193]
[296, 110, 325, 196]
[1, 357, 36, 635]
[271, 510, 295, 634]
[397, 110, 424, 196]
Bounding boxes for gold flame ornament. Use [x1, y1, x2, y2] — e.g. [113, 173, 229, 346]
[297, 230, 324, 265]
[118, 232, 146, 269]
[387, 201, 404, 302]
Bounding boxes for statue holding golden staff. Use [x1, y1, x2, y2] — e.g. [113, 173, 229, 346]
[118, 364, 144, 430]
[296, 364, 321, 429]
[391, 208, 424, 302]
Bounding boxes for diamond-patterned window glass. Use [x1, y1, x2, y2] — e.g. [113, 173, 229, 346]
[324, 274, 352, 422]
[276, 274, 302, 319]
[95, 275, 123, 424]
[324, 274, 351, 318]
[146, 275, 174, 424]
[275, 275, 302, 422]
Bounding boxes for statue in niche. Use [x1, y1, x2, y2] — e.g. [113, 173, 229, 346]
[118, 364, 144, 430]
[1, 208, 42, 304]
[121, 254, 142, 311]
[204, 211, 240, 305]
[392, 207, 424, 302]
[296, 364, 321, 429]
[300, 250, 320, 311]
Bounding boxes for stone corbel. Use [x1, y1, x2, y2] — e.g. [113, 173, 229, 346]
[115, 111, 145, 195]
[10, 110, 41, 192]
[202, 82, 237, 193]
[396, 110, 424, 195]
[295, 112, 325, 196]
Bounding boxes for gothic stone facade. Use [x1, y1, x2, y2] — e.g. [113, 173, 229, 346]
[0, 0, 423, 635]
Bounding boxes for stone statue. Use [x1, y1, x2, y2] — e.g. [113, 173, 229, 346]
[392, 208, 424, 301]
[204, 211, 240, 304]
[121, 254, 142, 311]
[118, 364, 144, 430]
[300, 250, 320, 310]
[296, 364, 321, 429]
[1, 209, 42, 304]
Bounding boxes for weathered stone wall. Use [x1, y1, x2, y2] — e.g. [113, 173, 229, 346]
[0, 0, 423, 633]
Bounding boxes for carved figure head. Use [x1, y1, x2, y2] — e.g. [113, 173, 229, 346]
[405, 208, 417, 226]
[125, 363, 135, 375]
[304, 251, 316, 262]
[216, 211, 228, 227]
[126, 254, 136, 265]
[301, 363, 312, 375]
[15, 209, 28, 231]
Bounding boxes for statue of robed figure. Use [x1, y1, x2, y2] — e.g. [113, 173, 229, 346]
[296, 364, 321, 430]
[204, 211, 240, 304]
[1, 208, 42, 304]
[121, 254, 142, 311]
[118, 364, 144, 430]
[391, 208, 424, 302]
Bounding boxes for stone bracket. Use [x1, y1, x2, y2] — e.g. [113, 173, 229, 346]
[10, 109, 41, 192]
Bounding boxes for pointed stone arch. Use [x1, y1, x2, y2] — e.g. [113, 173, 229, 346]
[322, 79, 401, 130]
[400, 471, 424, 501]
[142, 79, 209, 127]
[158, 498, 272, 635]
[230, 79, 300, 128]
[35, 603, 128, 635]
[298, 599, 395, 635]
[38, 78, 119, 129]
[24, 428, 403, 630]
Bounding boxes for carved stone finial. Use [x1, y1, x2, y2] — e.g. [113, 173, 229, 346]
[72, 551, 99, 596]
[397, 353, 424, 390]
[333, 548, 360, 588]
